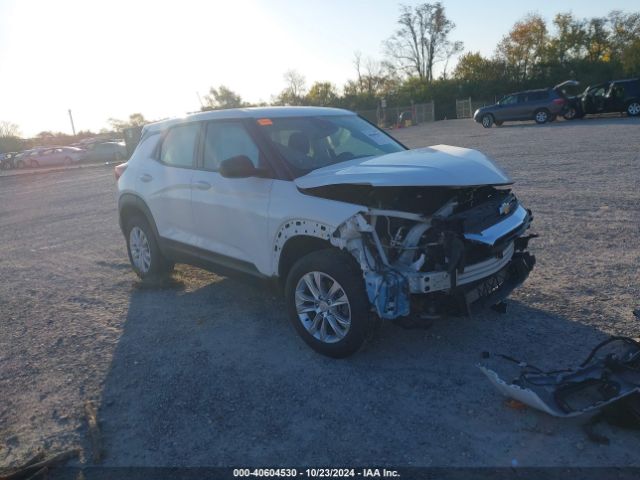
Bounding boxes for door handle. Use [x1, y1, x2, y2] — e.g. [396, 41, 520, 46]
[194, 181, 212, 191]
[139, 173, 152, 183]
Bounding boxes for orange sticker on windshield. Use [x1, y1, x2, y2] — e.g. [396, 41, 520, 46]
[257, 118, 273, 126]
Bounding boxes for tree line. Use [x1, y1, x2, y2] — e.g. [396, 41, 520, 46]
[200, 5, 640, 120]
[2, 3, 639, 151]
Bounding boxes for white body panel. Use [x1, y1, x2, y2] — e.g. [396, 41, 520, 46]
[265, 180, 364, 274]
[138, 161, 194, 245]
[190, 170, 274, 270]
[294, 145, 512, 189]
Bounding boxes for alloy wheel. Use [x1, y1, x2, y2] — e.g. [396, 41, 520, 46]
[129, 226, 151, 273]
[628, 102, 640, 116]
[295, 271, 351, 344]
[536, 111, 548, 123]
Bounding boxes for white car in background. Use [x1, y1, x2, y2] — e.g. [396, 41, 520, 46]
[16, 146, 84, 168]
[115, 107, 536, 357]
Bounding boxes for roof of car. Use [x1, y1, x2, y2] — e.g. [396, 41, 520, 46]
[518, 88, 549, 94]
[143, 106, 355, 133]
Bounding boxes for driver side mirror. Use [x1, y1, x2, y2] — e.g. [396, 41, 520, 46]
[219, 155, 263, 178]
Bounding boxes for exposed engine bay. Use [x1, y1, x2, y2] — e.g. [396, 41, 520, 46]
[303, 184, 537, 319]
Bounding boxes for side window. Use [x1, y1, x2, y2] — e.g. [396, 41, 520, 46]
[203, 122, 259, 171]
[501, 95, 517, 105]
[611, 84, 625, 98]
[160, 124, 199, 168]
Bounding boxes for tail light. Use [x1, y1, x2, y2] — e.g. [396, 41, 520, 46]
[114, 162, 128, 181]
[552, 98, 566, 105]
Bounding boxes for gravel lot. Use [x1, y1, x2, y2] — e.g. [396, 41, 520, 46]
[1, 117, 639, 470]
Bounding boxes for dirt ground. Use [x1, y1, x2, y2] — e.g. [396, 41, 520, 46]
[1, 117, 639, 470]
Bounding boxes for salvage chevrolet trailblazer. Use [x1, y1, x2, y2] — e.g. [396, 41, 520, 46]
[115, 107, 536, 357]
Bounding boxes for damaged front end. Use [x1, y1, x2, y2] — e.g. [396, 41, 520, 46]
[309, 185, 536, 319]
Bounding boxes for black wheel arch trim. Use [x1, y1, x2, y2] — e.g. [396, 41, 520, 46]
[118, 193, 161, 242]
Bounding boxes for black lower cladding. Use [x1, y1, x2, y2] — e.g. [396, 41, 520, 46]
[415, 251, 536, 316]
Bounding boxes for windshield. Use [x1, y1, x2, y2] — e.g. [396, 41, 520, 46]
[256, 115, 405, 176]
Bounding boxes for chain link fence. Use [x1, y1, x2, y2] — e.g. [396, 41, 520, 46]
[456, 98, 499, 118]
[357, 102, 435, 128]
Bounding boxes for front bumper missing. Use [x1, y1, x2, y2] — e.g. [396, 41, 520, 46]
[407, 243, 516, 294]
[411, 251, 536, 317]
[461, 251, 535, 313]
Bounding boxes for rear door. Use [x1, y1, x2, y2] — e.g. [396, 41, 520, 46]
[605, 83, 626, 112]
[136, 123, 199, 245]
[190, 119, 273, 274]
[515, 93, 534, 119]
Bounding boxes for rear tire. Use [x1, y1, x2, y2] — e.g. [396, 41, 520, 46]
[285, 249, 372, 358]
[627, 101, 640, 117]
[534, 109, 550, 124]
[17, 160, 25, 169]
[481, 114, 493, 128]
[563, 107, 577, 120]
[124, 214, 174, 280]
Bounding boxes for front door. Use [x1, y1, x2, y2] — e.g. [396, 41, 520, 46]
[190, 120, 273, 275]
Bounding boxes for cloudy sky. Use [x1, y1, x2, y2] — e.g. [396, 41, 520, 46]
[0, 0, 637, 136]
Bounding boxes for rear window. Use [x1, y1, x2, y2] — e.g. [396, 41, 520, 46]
[131, 133, 160, 164]
[160, 124, 199, 168]
[526, 91, 549, 101]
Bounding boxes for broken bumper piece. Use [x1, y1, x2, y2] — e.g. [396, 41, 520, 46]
[479, 337, 640, 417]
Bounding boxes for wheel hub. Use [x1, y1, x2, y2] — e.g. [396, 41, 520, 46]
[129, 226, 151, 273]
[295, 271, 351, 344]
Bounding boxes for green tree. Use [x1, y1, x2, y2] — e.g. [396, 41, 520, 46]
[273, 70, 307, 105]
[0, 121, 22, 153]
[202, 85, 245, 110]
[305, 82, 339, 106]
[496, 13, 548, 83]
[384, 2, 461, 82]
[108, 113, 147, 131]
[608, 11, 640, 73]
[546, 13, 587, 65]
[0, 121, 21, 138]
[584, 17, 611, 62]
[453, 52, 505, 83]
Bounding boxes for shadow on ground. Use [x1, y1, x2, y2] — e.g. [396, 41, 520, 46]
[92, 272, 619, 467]
[496, 116, 637, 129]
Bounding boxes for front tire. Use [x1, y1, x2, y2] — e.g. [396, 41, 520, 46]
[627, 101, 640, 117]
[124, 215, 174, 279]
[64, 157, 73, 165]
[534, 109, 550, 124]
[481, 114, 494, 128]
[285, 249, 372, 358]
[29, 159, 39, 168]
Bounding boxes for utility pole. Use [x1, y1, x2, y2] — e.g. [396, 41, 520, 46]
[68, 109, 76, 136]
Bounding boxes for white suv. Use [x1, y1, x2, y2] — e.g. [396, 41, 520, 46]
[116, 107, 535, 357]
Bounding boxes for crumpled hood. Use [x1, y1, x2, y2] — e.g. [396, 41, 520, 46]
[294, 144, 512, 189]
